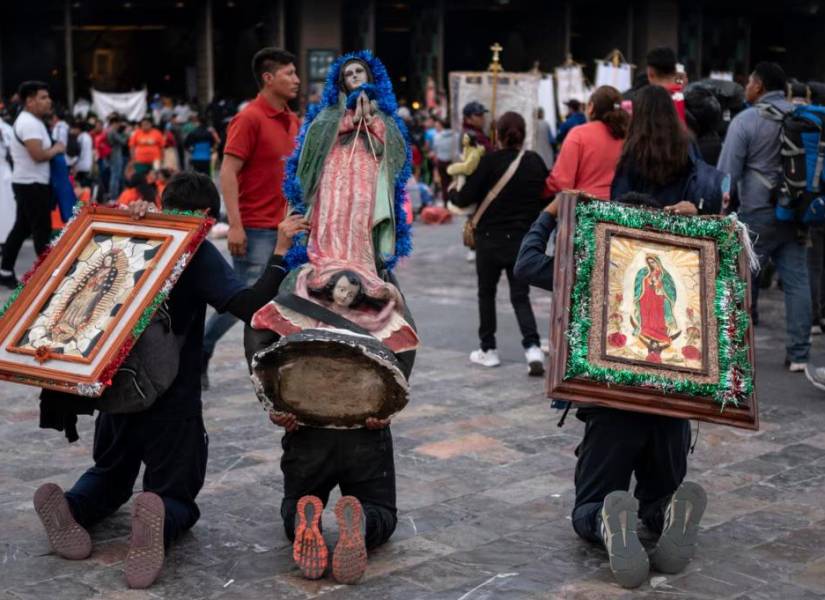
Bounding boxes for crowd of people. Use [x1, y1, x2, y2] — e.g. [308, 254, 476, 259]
[2, 41, 824, 594]
[0, 89, 228, 282]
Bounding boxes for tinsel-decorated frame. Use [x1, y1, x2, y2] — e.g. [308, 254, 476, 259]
[0, 205, 213, 397]
[547, 193, 758, 430]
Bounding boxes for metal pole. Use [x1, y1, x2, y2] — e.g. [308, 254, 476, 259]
[696, 7, 703, 80]
[626, 2, 634, 64]
[563, 1, 571, 58]
[366, 0, 376, 50]
[0, 27, 4, 100]
[277, 0, 285, 48]
[205, 0, 215, 102]
[64, 0, 74, 107]
[436, 0, 444, 91]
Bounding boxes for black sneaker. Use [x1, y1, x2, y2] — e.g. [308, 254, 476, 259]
[650, 482, 706, 574]
[600, 491, 649, 588]
[0, 272, 19, 289]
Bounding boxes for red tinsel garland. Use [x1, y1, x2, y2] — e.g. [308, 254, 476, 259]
[21, 244, 54, 285]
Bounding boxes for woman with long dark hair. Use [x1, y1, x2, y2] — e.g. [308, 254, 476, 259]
[611, 85, 696, 214]
[452, 111, 548, 375]
[545, 85, 628, 200]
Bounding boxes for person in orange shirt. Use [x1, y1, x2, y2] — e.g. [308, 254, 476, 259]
[544, 86, 629, 200]
[117, 170, 162, 209]
[129, 117, 165, 176]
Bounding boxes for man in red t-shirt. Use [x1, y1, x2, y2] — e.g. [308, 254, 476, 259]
[645, 47, 685, 122]
[621, 47, 686, 123]
[202, 47, 300, 386]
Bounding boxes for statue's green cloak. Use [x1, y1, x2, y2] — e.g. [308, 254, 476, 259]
[291, 95, 407, 267]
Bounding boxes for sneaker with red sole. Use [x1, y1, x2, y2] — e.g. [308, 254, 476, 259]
[332, 496, 367, 585]
[124, 492, 165, 589]
[33, 483, 91, 560]
[293, 495, 328, 580]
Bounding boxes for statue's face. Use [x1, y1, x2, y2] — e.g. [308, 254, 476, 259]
[342, 61, 369, 92]
[332, 276, 359, 307]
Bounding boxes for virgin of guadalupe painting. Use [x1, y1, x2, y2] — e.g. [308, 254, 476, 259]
[15, 234, 162, 360]
[547, 194, 757, 430]
[252, 50, 419, 354]
[595, 231, 715, 378]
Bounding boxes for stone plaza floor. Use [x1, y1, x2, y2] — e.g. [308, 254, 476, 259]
[2, 220, 825, 599]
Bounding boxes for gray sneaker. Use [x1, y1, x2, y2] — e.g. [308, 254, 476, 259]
[650, 482, 707, 574]
[805, 363, 825, 392]
[600, 491, 649, 588]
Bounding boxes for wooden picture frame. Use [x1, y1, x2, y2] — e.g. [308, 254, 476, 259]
[547, 193, 758, 430]
[0, 206, 212, 397]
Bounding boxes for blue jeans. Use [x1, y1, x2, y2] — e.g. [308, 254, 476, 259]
[109, 153, 124, 199]
[750, 222, 811, 363]
[202, 227, 277, 358]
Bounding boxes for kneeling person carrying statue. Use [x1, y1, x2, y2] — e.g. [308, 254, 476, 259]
[246, 50, 418, 584]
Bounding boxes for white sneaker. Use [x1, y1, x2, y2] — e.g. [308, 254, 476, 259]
[469, 349, 500, 367]
[787, 361, 807, 373]
[466, 250, 476, 262]
[525, 345, 545, 376]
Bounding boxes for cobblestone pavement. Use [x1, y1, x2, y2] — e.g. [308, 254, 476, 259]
[2, 222, 825, 599]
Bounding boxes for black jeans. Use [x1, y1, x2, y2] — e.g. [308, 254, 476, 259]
[2, 182, 52, 272]
[809, 225, 825, 324]
[280, 427, 397, 550]
[475, 231, 540, 351]
[190, 160, 211, 175]
[64, 412, 209, 547]
[571, 408, 691, 543]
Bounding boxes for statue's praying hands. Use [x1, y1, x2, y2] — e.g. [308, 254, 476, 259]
[354, 91, 375, 124]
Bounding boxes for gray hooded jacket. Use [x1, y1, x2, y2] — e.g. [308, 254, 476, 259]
[717, 90, 793, 228]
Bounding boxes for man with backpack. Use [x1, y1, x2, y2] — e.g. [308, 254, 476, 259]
[30, 172, 309, 589]
[717, 62, 812, 372]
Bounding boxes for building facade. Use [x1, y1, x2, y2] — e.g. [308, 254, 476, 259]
[1, 0, 823, 111]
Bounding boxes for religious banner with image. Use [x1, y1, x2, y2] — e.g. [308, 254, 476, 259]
[547, 193, 758, 429]
[0, 206, 212, 397]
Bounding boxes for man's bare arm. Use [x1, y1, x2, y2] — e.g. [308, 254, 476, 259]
[219, 154, 247, 256]
[24, 139, 64, 162]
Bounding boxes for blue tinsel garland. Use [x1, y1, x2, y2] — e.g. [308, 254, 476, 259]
[282, 50, 412, 271]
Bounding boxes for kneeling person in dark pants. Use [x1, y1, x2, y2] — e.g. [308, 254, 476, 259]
[271, 411, 397, 584]
[32, 172, 309, 589]
[515, 193, 708, 589]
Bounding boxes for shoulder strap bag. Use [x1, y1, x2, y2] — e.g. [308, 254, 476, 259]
[463, 149, 526, 249]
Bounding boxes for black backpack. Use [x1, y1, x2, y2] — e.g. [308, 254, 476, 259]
[65, 132, 81, 158]
[757, 102, 825, 225]
[97, 303, 188, 413]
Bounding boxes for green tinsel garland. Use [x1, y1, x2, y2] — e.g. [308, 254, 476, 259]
[0, 285, 24, 320]
[131, 290, 169, 338]
[565, 200, 753, 409]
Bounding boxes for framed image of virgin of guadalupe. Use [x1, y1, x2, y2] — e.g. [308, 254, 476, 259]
[0, 205, 212, 397]
[547, 193, 758, 430]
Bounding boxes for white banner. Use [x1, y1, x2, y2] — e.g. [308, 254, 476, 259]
[537, 77, 557, 137]
[710, 71, 734, 82]
[555, 65, 590, 117]
[91, 89, 148, 122]
[595, 62, 633, 93]
[449, 72, 542, 150]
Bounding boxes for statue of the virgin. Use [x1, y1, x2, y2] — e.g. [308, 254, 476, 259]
[251, 50, 419, 354]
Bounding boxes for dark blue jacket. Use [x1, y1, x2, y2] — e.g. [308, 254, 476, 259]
[556, 112, 586, 145]
[513, 211, 556, 290]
